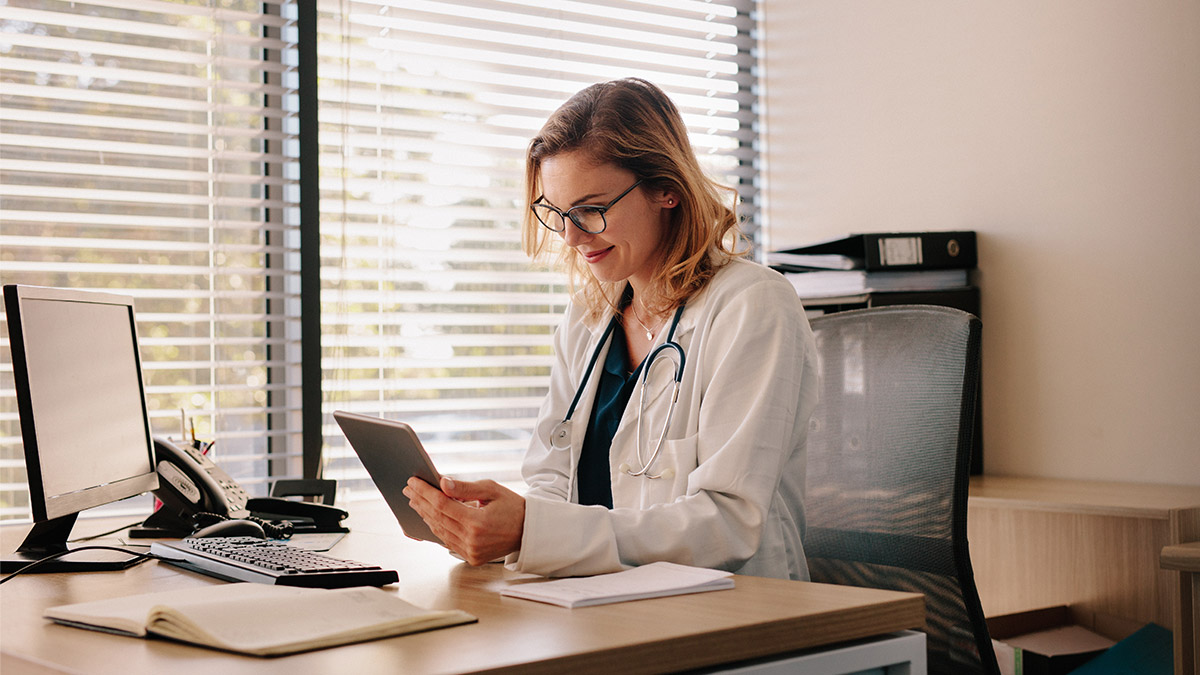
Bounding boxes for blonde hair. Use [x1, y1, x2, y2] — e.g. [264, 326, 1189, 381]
[522, 78, 746, 323]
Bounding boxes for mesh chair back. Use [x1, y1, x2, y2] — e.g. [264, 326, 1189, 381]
[804, 305, 996, 675]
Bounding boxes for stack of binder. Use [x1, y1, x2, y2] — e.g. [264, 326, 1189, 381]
[770, 231, 983, 473]
[768, 231, 978, 314]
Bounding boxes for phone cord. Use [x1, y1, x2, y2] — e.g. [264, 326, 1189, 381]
[191, 512, 295, 539]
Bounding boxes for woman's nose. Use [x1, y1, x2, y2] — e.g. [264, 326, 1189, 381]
[560, 221, 591, 247]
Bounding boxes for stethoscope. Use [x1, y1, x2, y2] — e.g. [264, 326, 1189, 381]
[549, 302, 687, 480]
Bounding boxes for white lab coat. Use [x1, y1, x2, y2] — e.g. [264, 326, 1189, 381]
[505, 258, 819, 579]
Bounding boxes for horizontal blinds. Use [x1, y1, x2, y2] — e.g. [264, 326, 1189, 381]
[316, 0, 759, 498]
[0, 0, 301, 520]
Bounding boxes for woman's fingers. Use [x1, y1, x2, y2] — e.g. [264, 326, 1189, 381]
[403, 477, 524, 565]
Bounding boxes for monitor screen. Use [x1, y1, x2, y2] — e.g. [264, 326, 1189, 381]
[3, 285, 158, 571]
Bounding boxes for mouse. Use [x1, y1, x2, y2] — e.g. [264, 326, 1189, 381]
[190, 518, 266, 539]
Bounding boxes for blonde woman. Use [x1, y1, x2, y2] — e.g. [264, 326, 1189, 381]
[405, 78, 818, 580]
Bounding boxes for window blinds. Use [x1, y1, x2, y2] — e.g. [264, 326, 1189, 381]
[0, 0, 758, 518]
[315, 0, 760, 497]
[0, 0, 300, 519]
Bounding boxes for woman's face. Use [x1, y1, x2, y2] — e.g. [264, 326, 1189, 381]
[538, 150, 675, 293]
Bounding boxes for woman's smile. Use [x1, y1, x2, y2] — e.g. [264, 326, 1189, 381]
[580, 246, 614, 264]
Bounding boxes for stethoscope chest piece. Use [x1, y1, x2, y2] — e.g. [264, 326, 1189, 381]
[550, 420, 572, 450]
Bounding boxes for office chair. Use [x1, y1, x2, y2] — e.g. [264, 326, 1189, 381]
[803, 305, 997, 675]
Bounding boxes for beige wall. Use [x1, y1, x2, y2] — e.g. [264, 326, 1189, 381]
[759, 0, 1200, 485]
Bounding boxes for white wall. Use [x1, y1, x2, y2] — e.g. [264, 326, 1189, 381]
[760, 0, 1200, 485]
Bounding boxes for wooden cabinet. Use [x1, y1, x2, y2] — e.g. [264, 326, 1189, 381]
[967, 476, 1200, 673]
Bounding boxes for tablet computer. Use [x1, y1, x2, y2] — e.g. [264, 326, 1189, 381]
[333, 410, 443, 544]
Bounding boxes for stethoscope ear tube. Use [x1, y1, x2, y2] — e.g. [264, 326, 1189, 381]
[629, 348, 683, 479]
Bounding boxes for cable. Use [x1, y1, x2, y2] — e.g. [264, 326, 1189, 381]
[249, 515, 295, 539]
[192, 512, 294, 540]
[0, 546, 155, 585]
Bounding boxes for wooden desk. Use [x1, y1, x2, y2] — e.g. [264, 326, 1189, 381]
[967, 476, 1200, 674]
[1, 504, 924, 675]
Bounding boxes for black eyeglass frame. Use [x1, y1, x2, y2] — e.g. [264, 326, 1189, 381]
[530, 179, 643, 235]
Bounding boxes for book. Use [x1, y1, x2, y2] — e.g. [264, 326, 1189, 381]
[499, 561, 734, 608]
[784, 268, 970, 299]
[44, 583, 476, 657]
[771, 231, 977, 271]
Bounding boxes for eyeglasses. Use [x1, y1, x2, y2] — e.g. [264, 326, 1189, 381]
[530, 180, 642, 235]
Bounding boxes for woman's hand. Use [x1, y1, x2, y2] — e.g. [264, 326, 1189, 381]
[403, 476, 525, 566]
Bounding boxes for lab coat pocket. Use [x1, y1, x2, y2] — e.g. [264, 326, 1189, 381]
[636, 434, 698, 508]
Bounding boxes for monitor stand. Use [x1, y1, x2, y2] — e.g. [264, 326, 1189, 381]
[2, 512, 146, 574]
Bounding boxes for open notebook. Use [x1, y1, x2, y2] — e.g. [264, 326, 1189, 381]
[45, 583, 475, 657]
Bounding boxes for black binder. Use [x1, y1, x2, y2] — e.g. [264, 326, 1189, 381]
[771, 231, 976, 271]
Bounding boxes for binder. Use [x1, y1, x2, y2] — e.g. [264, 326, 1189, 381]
[770, 231, 976, 271]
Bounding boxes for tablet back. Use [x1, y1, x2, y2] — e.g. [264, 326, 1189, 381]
[333, 411, 443, 544]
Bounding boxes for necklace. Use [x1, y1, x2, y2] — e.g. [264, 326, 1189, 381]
[628, 302, 660, 341]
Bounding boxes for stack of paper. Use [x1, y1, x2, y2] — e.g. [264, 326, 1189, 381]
[500, 561, 734, 608]
[766, 251, 863, 271]
[784, 268, 970, 299]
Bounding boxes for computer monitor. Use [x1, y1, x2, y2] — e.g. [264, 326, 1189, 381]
[2, 285, 159, 572]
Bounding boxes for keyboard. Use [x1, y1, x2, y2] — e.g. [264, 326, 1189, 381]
[150, 537, 399, 588]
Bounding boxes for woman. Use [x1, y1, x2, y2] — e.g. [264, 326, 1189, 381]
[404, 78, 818, 580]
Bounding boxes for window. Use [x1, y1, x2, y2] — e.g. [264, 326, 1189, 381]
[0, 0, 300, 520]
[314, 0, 761, 499]
[0, 0, 760, 518]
